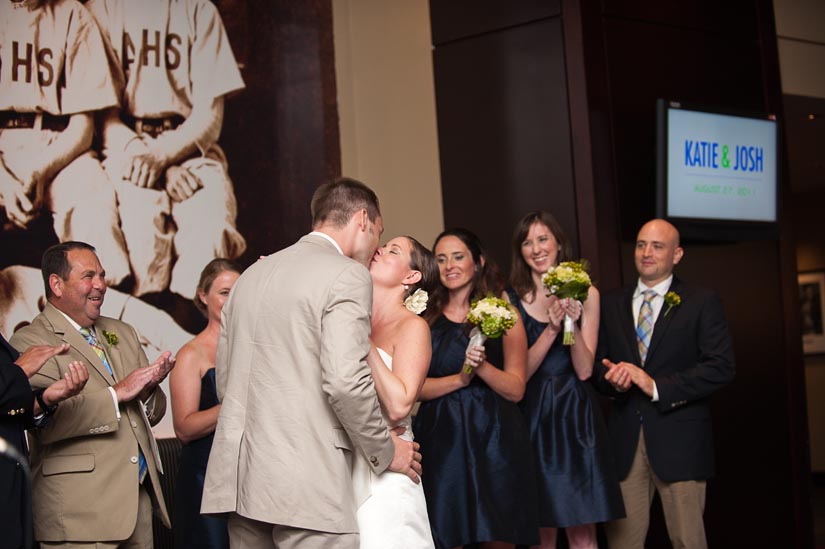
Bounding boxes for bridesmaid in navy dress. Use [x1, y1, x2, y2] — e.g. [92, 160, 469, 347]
[413, 228, 539, 549]
[170, 258, 241, 549]
[508, 212, 624, 549]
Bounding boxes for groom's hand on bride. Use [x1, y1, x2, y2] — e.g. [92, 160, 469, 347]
[388, 428, 423, 484]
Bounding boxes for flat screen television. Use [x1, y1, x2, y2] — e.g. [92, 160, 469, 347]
[655, 99, 779, 240]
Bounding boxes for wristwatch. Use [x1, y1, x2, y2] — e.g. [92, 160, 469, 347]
[34, 388, 57, 417]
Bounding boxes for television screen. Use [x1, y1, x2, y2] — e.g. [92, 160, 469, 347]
[656, 99, 778, 239]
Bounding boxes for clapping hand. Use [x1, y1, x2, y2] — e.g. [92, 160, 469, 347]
[114, 351, 175, 403]
[602, 358, 655, 397]
[14, 343, 70, 378]
[41, 362, 89, 409]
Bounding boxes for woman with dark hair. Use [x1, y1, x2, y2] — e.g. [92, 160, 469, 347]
[413, 228, 539, 549]
[356, 235, 439, 548]
[170, 258, 242, 549]
[508, 212, 624, 549]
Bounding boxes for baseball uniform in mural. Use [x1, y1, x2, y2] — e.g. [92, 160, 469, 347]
[88, 0, 247, 299]
[0, 0, 130, 285]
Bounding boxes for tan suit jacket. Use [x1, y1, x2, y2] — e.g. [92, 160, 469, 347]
[202, 234, 394, 533]
[10, 303, 169, 542]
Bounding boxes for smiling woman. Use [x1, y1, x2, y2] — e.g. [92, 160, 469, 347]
[508, 211, 624, 549]
[413, 227, 540, 549]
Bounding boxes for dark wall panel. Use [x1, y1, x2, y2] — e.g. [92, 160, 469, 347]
[601, 0, 758, 36]
[430, 0, 560, 46]
[602, 16, 766, 239]
[433, 17, 576, 269]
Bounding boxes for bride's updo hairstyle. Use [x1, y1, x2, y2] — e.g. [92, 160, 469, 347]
[404, 235, 440, 300]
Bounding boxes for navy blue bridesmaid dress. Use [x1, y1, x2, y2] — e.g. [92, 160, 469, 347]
[174, 368, 229, 549]
[508, 289, 625, 528]
[412, 315, 539, 548]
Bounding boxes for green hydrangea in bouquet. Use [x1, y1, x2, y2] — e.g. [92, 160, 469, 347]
[463, 295, 517, 374]
[541, 260, 592, 345]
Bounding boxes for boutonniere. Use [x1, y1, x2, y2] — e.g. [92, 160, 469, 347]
[101, 330, 119, 346]
[664, 291, 681, 317]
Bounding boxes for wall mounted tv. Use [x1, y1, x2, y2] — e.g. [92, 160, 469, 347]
[655, 99, 778, 240]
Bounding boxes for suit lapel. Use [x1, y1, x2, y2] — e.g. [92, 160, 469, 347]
[620, 286, 642, 364]
[42, 304, 115, 385]
[645, 278, 682, 365]
[95, 321, 123, 381]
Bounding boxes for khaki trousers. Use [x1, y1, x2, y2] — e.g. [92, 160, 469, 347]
[228, 513, 359, 549]
[606, 429, 707, 549]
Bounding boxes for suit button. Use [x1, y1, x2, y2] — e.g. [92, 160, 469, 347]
[130, 456, 138, 464]
[369, 456, 379, 466]
[131, 421, 138, 428]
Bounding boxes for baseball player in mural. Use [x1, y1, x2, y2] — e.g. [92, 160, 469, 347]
[0, 0, 131, 286]
[88, 0, 247, 300]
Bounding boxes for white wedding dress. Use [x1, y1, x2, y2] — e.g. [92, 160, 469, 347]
[354, 348, 435, 549]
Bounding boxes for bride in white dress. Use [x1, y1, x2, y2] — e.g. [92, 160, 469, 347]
[356, 235, 439, 549]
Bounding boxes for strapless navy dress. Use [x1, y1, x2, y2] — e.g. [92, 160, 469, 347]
[508, 289, 625, 528]
[174, 368, 229, 549]
[412, 315, 539, 548]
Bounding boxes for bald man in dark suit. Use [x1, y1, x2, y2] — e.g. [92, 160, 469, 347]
[593, 219, 735, 549]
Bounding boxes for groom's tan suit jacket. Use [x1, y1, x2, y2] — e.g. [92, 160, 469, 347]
[10, 303, 169, 543]
[202, 234, 394, 533]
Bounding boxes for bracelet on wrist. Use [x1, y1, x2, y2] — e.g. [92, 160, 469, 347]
[34, 388, 58, 417]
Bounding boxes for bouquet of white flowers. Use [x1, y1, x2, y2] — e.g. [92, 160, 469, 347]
[463, 295, 517, 374]
[541, 260, 591, 345]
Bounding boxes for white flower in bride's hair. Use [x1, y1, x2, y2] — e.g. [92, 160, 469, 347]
[404, 288, 428, 315]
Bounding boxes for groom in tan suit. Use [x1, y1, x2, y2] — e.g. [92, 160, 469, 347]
[202, 178, 422, 548]
[10, 241, 175, 547]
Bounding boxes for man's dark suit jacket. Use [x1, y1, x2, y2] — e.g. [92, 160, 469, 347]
[593, 277, 735, 483]
[0, 334, 33, 549]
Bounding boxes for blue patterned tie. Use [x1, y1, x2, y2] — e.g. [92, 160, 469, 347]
[636, 290, 656, 364]
[79, 327, 113, 376]
[79, 327, 147, 482]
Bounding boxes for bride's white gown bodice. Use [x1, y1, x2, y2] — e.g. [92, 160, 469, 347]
[355, 348, 434, 548]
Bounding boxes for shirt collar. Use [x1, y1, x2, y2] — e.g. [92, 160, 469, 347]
[56, 308, 90, 333]
[635, 275, 673, 299]
[308, 231, 343, 255]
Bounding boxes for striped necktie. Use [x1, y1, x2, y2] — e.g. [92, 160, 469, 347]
[79, 327, 113, 376]
[636, 289, 656, 364]
[79, 327, 147, 482]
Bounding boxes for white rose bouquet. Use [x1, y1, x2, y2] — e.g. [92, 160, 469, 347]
[463, 295, 517, 374]
[541, 260, 591, 345]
